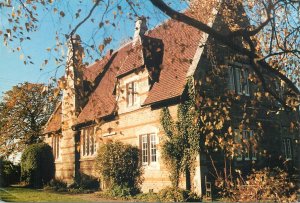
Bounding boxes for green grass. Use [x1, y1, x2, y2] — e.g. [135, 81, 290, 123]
[0, 186, 90, 202]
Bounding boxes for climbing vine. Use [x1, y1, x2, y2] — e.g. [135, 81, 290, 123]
[160, 78, 201, 189]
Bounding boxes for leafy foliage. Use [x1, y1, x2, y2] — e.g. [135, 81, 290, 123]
[0, 82, 60, 157]
[96, 141, 142, 196]
[44, 179, 68, 192]
[20, 143, 55, 188]
[0, 158, 20, 187]
[0, 0, 299, 109]
[158, 186, 201, 202]
[160, 79, 200, 188]
[215, 167, 298, 202]
[70, 172, 99, 190]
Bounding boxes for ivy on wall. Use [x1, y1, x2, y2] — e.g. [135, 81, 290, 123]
[160, 78, 201, 189]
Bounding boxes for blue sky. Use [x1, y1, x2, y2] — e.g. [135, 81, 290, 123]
[0, 0, 188, 99]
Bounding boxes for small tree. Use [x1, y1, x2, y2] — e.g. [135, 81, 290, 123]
[0, 82, 59, 157]
[0, 158, 20, 187]
[96, 141, 142, 195]
[20, 143, 55, 188]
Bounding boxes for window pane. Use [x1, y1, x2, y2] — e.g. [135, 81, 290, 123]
[90, 128, 94, 155]
[86, 129, 90, 155]
[127, 83, 133, 106]
[133, 82, 138, 104]
[249, 131, 256, 159]
[235, 68, 242, 94]
[142, 135, 148, 163]
[243, 69, 250, 95]
[234, 129, 242, 160]
[286, 139, 292, 159]
[228, 66, 235, 91]
[56, 136, 59, 158]
[282, 139, 287, 159]
[83, 131, 86, 156]
[150, 134, 157, 162]
[243, 130, 250, 160]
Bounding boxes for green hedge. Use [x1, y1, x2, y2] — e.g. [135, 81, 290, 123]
[0, 159, 20, 187]
[96, 141, 142, 196]
[20, 143, 55, 188]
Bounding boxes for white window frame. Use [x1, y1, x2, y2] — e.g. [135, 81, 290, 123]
[127, 81, 138, 107]
[282, 138, 292, 160]
[82, 127, 96, 157]
[140, 133, 157, 165]
[228, 65, 250, 96]
[234, 129, 256, 161]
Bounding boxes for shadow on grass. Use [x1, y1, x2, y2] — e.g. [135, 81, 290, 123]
[0, 188, 19, 202]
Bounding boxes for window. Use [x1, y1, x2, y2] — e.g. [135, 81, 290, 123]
[234, 129, 256, 161]
[140, 133, 157, 165]
[52, 135, 60, 159]
[82, 127, 96, 157]
[127, 81, 138, 106]
[282, 138, 292, 159]
[228, 65, 250, 95]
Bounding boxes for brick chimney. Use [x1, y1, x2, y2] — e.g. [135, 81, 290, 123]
[133, 16, 147, 45]
[60, 34, 84, 184]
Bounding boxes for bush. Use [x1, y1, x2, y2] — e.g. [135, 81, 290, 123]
[215, 167, 298, 202]
[158, 187, 201, 202]
[96, 141, 142, 195]
[0, 158, 20, 187]
[44, 179, 67, 192]
[236, 167, 298, 202]
[70, 172, 99, 190]
[20, 143, 55, 188]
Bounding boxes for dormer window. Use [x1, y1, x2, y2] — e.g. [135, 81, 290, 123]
[127, 81, 138, 106]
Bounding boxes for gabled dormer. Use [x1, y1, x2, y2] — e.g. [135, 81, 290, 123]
[115, 17, 163, 114]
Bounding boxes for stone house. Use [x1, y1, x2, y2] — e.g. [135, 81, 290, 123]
[43, 3, 299, 195]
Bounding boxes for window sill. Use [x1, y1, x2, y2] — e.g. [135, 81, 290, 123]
[80, 156, 97, 161]
[54, 159, 63, 164]
[143, 162, 159, 169]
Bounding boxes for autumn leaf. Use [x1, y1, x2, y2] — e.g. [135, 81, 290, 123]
[59, 11, 65, 17]
[98, 44, 105, 52]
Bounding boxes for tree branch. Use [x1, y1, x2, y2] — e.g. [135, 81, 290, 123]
[149, 0, 300, 99]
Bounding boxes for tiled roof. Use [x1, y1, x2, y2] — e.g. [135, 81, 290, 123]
[83, 57, 109, 82]
[143, 17, 205, 105]
[116, 40, 144, 77]
[44, 6, 216, 130]
[76, 44, 134, 124]
[43, 102, 62, 134]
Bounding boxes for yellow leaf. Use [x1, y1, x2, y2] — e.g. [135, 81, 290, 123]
[98, 44, 105, 52]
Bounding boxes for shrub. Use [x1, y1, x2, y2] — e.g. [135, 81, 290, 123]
[215, 167, 298, 202]
[0, 158, 20, 187]
[237, 167, 298, 202]
[158, 186, 201, 202]
[96, 141, 142, 195]
[70, 172, 99, 190]
[20, 143, 55, 188]
[44, 178, 67, 192]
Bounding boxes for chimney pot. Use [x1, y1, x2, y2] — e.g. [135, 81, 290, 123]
[133, 16, 147, 44]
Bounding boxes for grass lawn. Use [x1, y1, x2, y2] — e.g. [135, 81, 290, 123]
[0, 186, 90, 202]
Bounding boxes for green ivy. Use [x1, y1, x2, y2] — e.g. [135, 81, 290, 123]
[160, 78, 201, 188]
[20, 143, 54, 188]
